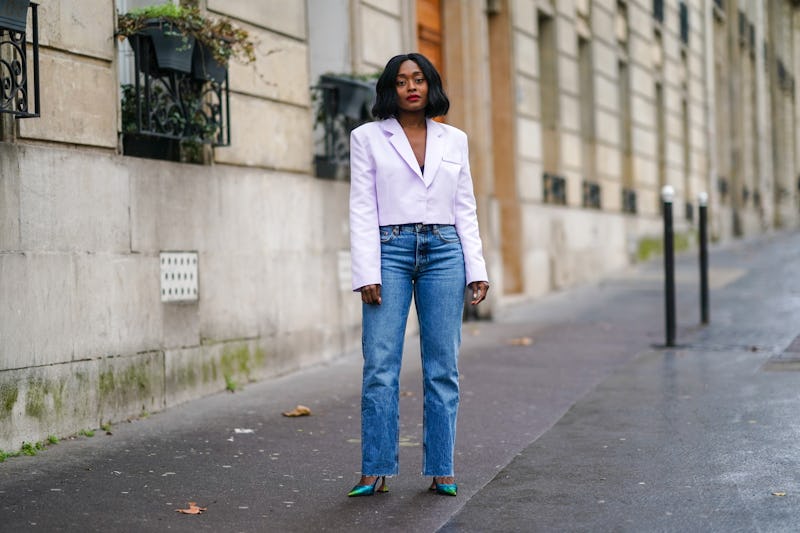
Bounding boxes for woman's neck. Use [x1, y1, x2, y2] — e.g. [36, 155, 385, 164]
[396, 112, 426, 129]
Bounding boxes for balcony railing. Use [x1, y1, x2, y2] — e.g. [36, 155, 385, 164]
[582, 180, 601, 209]
[121, 32, 230, 159]
[622, 188, 637, 214]
[543, 173, 567, 205]
[0, 2, 39, 118]
[313, 74, 375, 179]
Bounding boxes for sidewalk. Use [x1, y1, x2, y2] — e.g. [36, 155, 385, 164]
[1, 231, 799, 532]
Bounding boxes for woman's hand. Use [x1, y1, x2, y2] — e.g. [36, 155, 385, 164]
[359, 284, 382, 305]
[469, 281, 489, 305]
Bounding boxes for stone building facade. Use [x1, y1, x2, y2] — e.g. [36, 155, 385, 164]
[0, 0, 797, 451]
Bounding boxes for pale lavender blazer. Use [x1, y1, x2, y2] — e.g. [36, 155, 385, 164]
[349, 117, 489, 291]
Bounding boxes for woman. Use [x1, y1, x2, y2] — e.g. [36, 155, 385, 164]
[348, 53, 489, 498]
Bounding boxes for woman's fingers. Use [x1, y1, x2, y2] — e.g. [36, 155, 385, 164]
[360, 284, 382, 305]
[469, 281, 489, 305]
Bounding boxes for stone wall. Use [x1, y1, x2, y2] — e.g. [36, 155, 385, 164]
[0, 0, 360, 451]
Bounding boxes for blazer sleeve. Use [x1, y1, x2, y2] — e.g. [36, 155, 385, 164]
[349, 127, 382, 291]
[453, 131, 489, 285]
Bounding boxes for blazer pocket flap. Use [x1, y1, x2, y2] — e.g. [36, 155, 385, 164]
[442, 152, 462, 165]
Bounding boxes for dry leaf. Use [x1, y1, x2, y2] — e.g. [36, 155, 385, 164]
[508, 337, 534, 346]
[400, 391, 414, 397]
[282, 405, 312, 417]
[772, 491, 787, 497]
[176, 502, 207, 515]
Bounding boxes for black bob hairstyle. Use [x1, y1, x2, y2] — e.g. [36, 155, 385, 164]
[371, 53, 449, 119]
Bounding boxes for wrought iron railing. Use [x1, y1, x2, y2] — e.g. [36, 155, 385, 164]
[622, 188, 637, 214]
[122, 33, 229, 149]
[313, 75, 375, 179]
[582, 180, 601, 209]
[685, 201, 694, 222]
[0, 2, 39, 118]
[543, 173, 567, 205]
[717, 177, 729, 200]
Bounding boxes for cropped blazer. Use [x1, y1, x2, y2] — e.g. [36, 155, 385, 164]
[349, 117, 489, 291]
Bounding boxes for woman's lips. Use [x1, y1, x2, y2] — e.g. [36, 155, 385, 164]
[407, 95, 420, 102]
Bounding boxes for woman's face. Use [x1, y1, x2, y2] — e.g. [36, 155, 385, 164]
[395, 60, 428, 114]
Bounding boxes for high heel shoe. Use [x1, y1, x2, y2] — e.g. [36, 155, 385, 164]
[347, 476, 388, 497]
[429, 477, 458, 496]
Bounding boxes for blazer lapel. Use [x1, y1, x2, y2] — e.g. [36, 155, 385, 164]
[422, 119, 445, 188]
[381, 118, 424, 180]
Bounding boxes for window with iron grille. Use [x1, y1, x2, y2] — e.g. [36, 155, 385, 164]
[0, 1, 40, 119]
[543, 173, 567, 205]
[313, 74, 375, 179]
[685, 201, 694, 222]
[621, 188, 637, 214]
[717, 177, 729, 202]
[582, 180, 601, 209]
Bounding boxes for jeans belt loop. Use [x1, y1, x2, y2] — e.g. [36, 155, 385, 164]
[393, 225, 399, 236]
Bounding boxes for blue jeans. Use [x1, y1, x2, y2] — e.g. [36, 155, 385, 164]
[360, 223, 466, 477]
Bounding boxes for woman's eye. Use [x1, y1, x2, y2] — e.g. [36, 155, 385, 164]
[415, 78, 425, 84]
[396, 80, 406, 87]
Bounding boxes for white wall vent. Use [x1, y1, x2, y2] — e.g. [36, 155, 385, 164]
[160, 252, 199, 303]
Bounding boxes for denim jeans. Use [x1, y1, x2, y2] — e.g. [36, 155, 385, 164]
[360, 223, 466, 477]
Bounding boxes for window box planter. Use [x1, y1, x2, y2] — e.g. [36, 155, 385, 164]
[128, 19, 195, 74]
[122, 132, 180, 161]
[0, 0, 29, 33]
[117, 3, 254, 76]
[192, 43, 226, 83]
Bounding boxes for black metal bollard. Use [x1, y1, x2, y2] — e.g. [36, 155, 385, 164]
[662, 186, 676, 347]
[698, 192, 709, 324]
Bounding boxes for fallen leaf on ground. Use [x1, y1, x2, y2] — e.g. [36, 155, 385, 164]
[176, 502, 207, 514]
[508, 337, 534, 346]
[772, 491, 787, 497]
[400, 391, 414, 397]
[282, 405, 312, 417]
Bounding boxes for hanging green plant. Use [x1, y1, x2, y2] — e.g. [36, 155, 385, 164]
[116, 2, 255, 66]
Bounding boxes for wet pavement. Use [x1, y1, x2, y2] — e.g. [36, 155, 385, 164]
[1, 230, 799, 532]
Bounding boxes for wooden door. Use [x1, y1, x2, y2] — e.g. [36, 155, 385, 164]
[417, 0, 443, 73]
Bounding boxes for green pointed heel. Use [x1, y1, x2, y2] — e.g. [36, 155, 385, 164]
[347, 476, 388, 497]
[429, 478, 458, 496]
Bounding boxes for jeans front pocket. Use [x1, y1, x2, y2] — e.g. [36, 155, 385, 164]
[435, 225, 460, 243]
[379, 226, 395, 243]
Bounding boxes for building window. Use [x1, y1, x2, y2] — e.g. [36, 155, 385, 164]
[578, 37, 595, 188]
[679, 2, 689, 45]
[115, 1, 255, 164]
[0, 1, 40, 119]
[653, 0, 664, 24]
[622, 188, 637, 214]
[738, 11, 747, 47]
[582, 180, 601, 209]
[312, 74, 375, 179]
[543, 173, 567, 205]
[538, 11, 560, 173]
